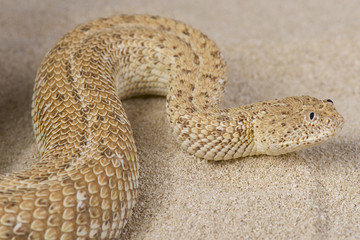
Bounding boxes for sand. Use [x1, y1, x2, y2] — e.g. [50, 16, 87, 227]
[0, 0, 359, 239]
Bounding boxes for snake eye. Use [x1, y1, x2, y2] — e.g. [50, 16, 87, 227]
[309, 112, 315, 121]
[326, 99, 333, 103]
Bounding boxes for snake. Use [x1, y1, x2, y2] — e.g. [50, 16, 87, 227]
[0, 15, 344, 239]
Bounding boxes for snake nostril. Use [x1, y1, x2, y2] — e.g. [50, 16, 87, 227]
[325, 118, 332, 126]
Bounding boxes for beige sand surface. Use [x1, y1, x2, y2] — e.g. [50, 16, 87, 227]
[0, 0, 359, 239]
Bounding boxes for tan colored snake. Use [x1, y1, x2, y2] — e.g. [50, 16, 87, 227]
[0, 15, 343, 239]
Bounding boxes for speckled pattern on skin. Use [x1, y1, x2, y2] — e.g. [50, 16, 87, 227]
[0, 15, 343, 239]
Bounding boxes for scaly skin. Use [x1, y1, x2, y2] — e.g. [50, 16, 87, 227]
[0, 15, 343, 239]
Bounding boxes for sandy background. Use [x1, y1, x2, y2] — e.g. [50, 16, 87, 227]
[0, 0, 359, 239]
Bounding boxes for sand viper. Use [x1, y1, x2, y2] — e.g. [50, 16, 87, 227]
[0, 15, 343, 239]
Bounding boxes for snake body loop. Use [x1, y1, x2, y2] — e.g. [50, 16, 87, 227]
[0, 15, 343, 239]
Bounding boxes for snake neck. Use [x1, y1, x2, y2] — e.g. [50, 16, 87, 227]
[168, 106, 257, 160]
[162, 53, 258, 160]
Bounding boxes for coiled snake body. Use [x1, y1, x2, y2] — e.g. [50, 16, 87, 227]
[0, 15, 343, 239]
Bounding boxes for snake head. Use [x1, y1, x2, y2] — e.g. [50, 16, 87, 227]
[253, 96, 344, 156]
